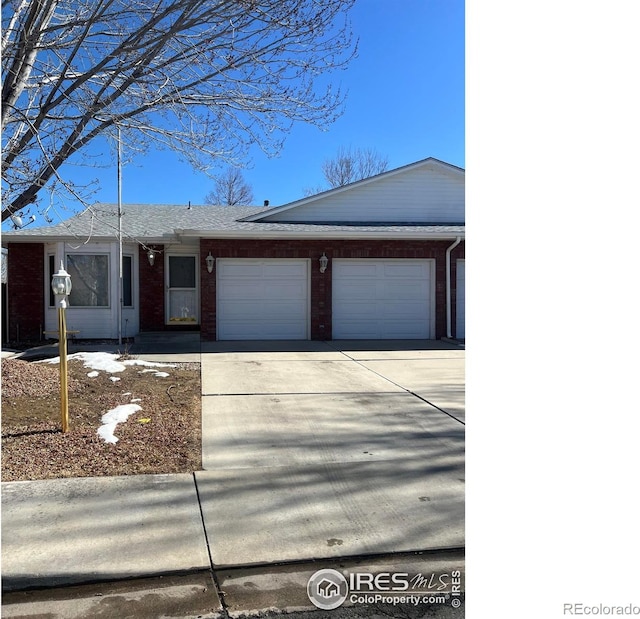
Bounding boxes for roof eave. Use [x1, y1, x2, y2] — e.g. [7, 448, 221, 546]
[176, 228, 465, 241]
[2, 234, 176, 245]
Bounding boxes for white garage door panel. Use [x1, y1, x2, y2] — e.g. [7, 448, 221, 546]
[220, 281, 306, 301]
[337, 263, 378, 277]
[217, 259, 309, 340]
[382, 263, 426, 277]
[218, 300, 307, 321]
[219, 261, 307, 279]
[333, 281, 375, 299]
[333, 260, 433, 340]
[456, 260, 465, 339]
[384, 281, 428, 299]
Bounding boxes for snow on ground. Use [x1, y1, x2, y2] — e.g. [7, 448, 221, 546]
[123, 359, 178, 368]
[139, 368, 170, 378]
[97, 403, 142, 444]
[39, 352, 179, 443]
[41, 352, 176, 376]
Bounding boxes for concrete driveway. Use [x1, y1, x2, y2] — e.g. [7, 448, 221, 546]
[198, 340, 465, 568]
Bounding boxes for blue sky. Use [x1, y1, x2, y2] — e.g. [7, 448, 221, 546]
[15, 0, 464, 224]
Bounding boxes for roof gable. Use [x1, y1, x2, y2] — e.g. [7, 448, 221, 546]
[243, 157, 465, 225]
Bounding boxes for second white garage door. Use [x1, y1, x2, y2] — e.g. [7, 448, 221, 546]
[456, 259, 465, 339]
[217, 259, 309, 340]
[332, 259, 434, 339]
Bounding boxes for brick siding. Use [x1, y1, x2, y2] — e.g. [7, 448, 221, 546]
[7, 243, 45, 342]
[198, 239, 466, 341]
[138, 244, 165, 331]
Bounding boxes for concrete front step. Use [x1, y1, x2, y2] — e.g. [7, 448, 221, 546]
[135, 331, 200, 344]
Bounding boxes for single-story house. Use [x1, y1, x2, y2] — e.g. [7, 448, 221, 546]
[2, 157, 465, 343]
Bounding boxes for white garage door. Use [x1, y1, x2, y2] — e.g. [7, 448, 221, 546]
[456, 259, 465, 339]
[332, 259, 434, 339]
[217, 259, 309, 340]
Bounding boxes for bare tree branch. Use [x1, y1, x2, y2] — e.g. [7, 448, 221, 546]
[204, 167, 254, 206]
[1, 0, 357, 222]
[322, 145, 389, 187]
[304, 145, 389, 196]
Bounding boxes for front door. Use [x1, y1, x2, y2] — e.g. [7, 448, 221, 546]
[166, 255, 198, 325]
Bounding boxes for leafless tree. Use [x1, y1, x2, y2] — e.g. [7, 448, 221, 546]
[304, 146, 389, 195]
[322, 146, 389, 187]
[1, 0, 357, 223]
[204, 167, 254, 206]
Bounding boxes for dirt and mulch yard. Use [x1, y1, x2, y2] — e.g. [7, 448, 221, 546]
[1, 353, 201, 482]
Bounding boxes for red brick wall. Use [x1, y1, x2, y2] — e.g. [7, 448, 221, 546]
[138, 244, 165, 331]
[7, 243, 45, 342]
[199, 239, 465, 341]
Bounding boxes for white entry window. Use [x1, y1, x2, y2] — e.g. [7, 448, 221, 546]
[167, 255, 198, 324]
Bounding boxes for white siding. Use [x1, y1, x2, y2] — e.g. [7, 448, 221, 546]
[261, 162, 464, 224]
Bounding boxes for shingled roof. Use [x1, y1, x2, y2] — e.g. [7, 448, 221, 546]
[3, 202, 464, 243]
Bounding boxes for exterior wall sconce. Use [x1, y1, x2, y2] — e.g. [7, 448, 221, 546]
[147, 249, 155, 266]
[319, 253, 329, 273]
[205, 252, 215, 273]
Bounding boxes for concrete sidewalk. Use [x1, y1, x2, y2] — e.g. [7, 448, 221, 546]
[1, 339, 465, 616]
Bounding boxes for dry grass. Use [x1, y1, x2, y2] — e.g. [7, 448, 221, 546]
[1, 356, 201, 482]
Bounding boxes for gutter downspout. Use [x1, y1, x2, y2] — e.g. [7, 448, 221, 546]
[445, 236, 462, 339]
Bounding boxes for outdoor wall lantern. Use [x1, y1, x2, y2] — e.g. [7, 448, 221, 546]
[205, 252, 215, 273]
[51, 262, 72, 433]
[319, 253, 329, 273]
[51, 261, 73, 303]
[147, 249, 155, 266]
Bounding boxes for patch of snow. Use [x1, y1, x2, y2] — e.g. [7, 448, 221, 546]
[41, 352, 176, 374]
[130, 398, 142, 402]
[122, 392, 132, 396]
[124, 360, 177, 368]
[97, 403, 142, 444]
[87, 371, 99, 378]
[42, 352, 127, 373]
[139, 368, 170, 378]
[109, 376, 121, 382]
